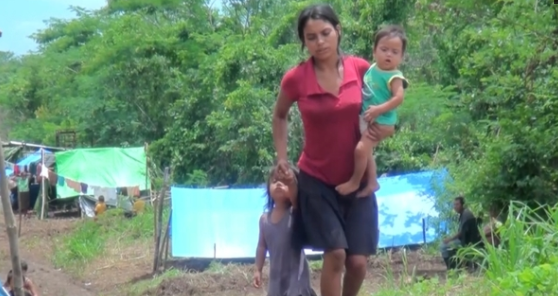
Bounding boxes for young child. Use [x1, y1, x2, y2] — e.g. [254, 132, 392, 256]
[252, 166, 316, 296]
[3, 261, 39, 296]
[336, 25, 409, 196]
[94, 195, 107, 218]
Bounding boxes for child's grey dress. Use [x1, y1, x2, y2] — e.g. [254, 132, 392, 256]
[261, 210, 315, 296]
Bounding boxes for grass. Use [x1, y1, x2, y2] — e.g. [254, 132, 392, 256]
[373, 201, 558, 295]
[49, 201, 558, 295]
[124, 268, 183, 296]
[52, 206, 169, 276]
[123, 201, 558, 295]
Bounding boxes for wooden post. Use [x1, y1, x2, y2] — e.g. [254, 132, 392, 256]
[40, 148, 46, 220]
[158, 214, 171, 269]
[144, 142, 149, 197]
[153, 167, 169, 274]
[17, 183, 22, 237]
[0, 139, 25, 296]
[163, 211, 172, 270]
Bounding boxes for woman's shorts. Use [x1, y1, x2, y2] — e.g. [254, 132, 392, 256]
[292, 170, 379, 255]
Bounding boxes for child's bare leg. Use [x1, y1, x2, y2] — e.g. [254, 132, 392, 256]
[356, 156, 379, 197]
[336, 135, 376, 196]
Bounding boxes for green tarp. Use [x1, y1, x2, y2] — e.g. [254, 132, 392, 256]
[56, 147, 149, 199]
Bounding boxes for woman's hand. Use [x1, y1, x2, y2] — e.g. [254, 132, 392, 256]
[276, 159, 294, 182]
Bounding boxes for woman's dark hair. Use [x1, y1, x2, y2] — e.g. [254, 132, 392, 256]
[297, 4, 341, 51]
[373, 25, 407, 53]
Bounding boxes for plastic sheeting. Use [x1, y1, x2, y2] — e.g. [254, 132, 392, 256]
[55, 147, 149, 199]
[170, 171, 442, 259]
[17, 149, 55, 167]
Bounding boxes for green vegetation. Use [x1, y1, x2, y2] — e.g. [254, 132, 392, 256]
[52, 207, 162, 275]
[0, 0, 554, 208]
[376, 202, 558, 295]
[1, 0, 557, 294]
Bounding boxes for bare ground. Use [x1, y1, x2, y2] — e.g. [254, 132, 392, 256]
[0, 213, 447, 296]
[143, 251, 446, 296]
[0, 214, 94, 296]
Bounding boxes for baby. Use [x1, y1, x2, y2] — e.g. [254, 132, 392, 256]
[337, 25, 409, 196]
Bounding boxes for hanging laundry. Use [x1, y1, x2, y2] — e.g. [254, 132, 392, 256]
[127, 186, 140, 197]
[48, 170, 57, 185]
[57, 176, 65, 186]
[80, 183, 88, 194]
[29, 163, 37, 175]
[66, 179, 81, 193]
[8, 178, 16, 190]
[17, 177, 29, 193]
[92, 187, 117, 205]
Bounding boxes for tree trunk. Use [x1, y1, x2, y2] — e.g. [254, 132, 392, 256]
[0, 139, 25, 296]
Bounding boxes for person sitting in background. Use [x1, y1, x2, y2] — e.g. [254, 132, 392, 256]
[3, 261, 39, 296]
[132, 194, 145, 215]
[440, 196, 475, 264]
[94, 195, 107, 218]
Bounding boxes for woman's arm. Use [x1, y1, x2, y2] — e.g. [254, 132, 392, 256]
[273, 68, 298, 161]
[273, 90, 295, 161]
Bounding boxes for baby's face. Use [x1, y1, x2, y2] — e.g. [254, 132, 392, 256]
[373, 36, 403, 71]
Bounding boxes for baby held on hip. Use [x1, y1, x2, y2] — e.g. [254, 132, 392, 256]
[335, 25, 409, 197]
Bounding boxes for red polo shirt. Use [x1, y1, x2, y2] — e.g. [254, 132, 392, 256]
[281, 56, 370, 186]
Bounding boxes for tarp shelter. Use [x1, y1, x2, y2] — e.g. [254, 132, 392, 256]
[16, 149, 55, 168]
[3, 148, 54, 177]
[55, 147, 149, 200]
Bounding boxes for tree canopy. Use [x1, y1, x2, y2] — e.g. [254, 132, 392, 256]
[0, 0, 556, 209]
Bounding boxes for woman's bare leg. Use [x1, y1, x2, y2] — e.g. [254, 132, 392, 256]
[321, 249, 346, 296]
[342, 255, 368, 296]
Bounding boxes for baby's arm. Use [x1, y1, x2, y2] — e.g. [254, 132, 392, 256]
[255, 215, 267, 273]
[376, 77, 406, 114]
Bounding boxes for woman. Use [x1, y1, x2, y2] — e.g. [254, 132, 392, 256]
[272, 4, 378, 296]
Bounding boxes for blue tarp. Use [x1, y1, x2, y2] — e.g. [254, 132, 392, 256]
[2, 149, 52, 177]
[171, 170, 442, 259]
[16, 149, 52, 167]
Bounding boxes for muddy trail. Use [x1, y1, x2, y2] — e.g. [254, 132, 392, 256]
[0, 214, 94, 296]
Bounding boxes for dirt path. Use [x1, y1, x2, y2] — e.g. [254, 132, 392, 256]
[0, 214, 95, 296]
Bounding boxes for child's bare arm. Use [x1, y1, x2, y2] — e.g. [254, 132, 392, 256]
[365, 78, 405, 120]
[255, 215, 267, 273]
[26, 278, 39, 296]
[377, 78, 405, 114]
[3, 272, 11, 288]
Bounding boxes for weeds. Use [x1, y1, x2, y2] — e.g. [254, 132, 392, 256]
[373, 201, 558, 295]
[52, 206, 169, 275]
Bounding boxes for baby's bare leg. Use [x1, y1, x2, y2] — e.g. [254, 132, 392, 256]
[336, 134, 376, 196]
[356, 156, 379, 198]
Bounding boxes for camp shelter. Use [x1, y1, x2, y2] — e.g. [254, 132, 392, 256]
[54, 147, 150, 216]
[3, 145, 58, 177]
